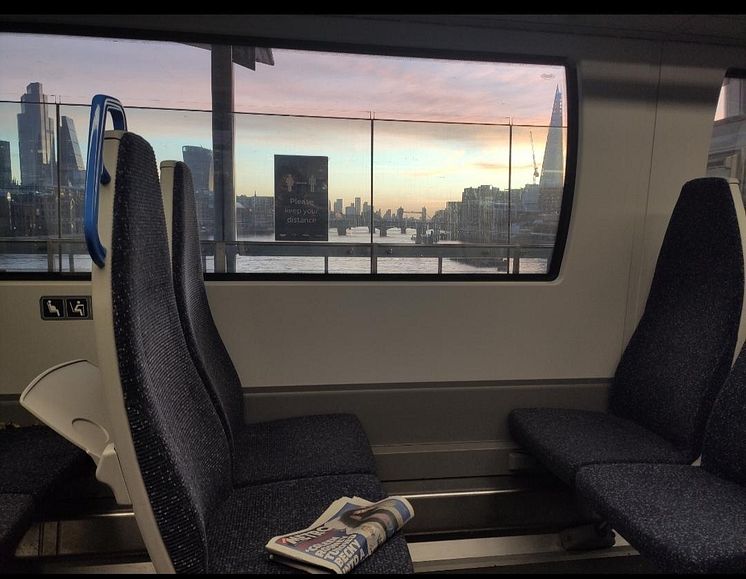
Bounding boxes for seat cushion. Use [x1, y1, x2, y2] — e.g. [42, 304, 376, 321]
[233, 414, 378, 485]
[0, 425, 91, 498]
[207, 473, 413, 574]
[508, 408, 692, 485]
[0, 494, 33, 562]
[576, 463, 746, 573]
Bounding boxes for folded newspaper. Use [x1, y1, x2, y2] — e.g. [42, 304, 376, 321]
[265, 495, 415, 574]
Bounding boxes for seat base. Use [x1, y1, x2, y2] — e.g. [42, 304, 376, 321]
[0, 425, 92, 499]
[576, 463, 746, 573]
[233, 414, 377, 485]
[0, 494, 33, 562]
[508, 408, 692, 485]
[207, 473, 413, 574]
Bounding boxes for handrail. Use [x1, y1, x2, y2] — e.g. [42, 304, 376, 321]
[84, 95, 127, 268]
[0, 98, 567, 129]
[0, 238, 554, 275]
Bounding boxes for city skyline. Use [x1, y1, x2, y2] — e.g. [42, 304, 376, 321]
[0, 32, 567, 213]
[7, 83, 87, 191]
[1, 90, 566, 216]
[1, 84, 566, 238]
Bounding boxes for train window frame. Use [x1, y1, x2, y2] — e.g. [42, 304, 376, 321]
[708, 68, 746, 198]
[0, 30, 578, 283]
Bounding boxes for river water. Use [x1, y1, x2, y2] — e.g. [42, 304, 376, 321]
[0, 227, 549, 275]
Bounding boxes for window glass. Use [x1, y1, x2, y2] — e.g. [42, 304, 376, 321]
[0, 33, 571, 278]
[708, 74, 746, 195]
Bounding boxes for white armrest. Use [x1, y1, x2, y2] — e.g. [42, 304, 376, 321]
[20, 359, 131, 505]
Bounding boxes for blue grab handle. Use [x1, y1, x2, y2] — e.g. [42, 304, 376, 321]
[84, 95, 127, 268]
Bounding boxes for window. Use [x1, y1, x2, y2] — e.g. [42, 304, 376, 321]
[0, 33, 212, 274]
[0, 33, 574, 279]
[708, 71, 746, 197]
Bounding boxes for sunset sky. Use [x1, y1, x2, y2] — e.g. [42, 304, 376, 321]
[0, 33, 567, 213]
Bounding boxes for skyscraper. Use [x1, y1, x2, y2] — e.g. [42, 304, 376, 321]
[724, 77, 746, 118]
[709, 79, 746, 188]
[17, 82, 56, 189]
[539, 86, 565, 214]
[182, 146, 215, 238]
[0, 141, 12, 188]
[459, 185, 508, 244]
[182, 146, 214, 192]
[355, 196, 361, 216]
[334, 198, 343, 215]
[539, 86, 564, 190]
[59, 116, 85, 188]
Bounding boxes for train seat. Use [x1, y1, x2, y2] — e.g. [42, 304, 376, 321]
[87, 117, 412, 572]
[509, 177, 746, 485]
[0, 425, 90, 499]
[576, 334, 746, 573]
[0, 425, 91, 562]
[206, 474, 412, 574]
[0, 494, 33, 563]
[160, 161, 376, 485]
[507, 408, 690, 486]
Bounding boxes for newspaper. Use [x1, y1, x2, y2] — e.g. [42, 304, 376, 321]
[265, 495, 414, 574]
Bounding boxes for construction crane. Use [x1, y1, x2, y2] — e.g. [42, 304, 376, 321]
[530, 130, 540, 185]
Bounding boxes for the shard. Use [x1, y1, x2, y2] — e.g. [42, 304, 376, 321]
[539, 86, 565, 215]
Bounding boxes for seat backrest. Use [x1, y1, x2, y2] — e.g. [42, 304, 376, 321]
[162, 161, 244, 450]
[701, 342, 746, 485]
[609, 177, 746, 456]
[91, 132, 232, 573]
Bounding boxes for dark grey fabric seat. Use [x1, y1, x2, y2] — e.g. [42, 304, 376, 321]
[0, 425, 90, 563]
[510, 177, 744, 485]
[207, 474, 413, 574]
[0, 494, 33, 563]
[508, 409, 692, 485]
[0, 425, 91, 499]
[576, 464, 746, 573]
[108, 133, 412, 573]
[576, 337, 746, 573]
[168, 162, 377, 484]
[233, 415, 377, 485]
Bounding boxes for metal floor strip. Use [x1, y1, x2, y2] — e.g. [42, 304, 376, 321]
[34, 532, 637, 573]
[409, 532, 637, 573]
